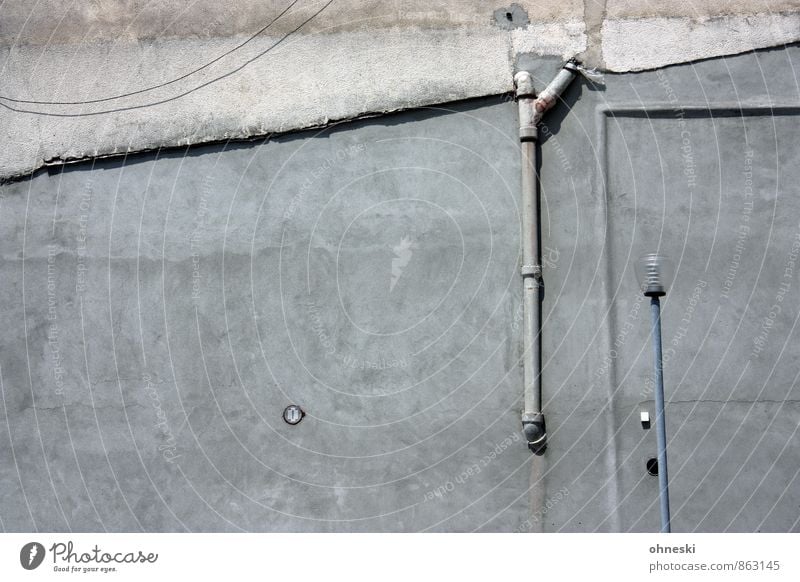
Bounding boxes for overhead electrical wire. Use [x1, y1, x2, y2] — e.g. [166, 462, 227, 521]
[0, 0, 334, 117]
[0, 0, 300, 105]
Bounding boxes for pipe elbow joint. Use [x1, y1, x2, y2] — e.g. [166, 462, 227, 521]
[513, 71, 535, 98]
[522, 412, 547, 455]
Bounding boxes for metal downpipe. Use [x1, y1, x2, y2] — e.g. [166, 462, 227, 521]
[515, 61, 580, 454]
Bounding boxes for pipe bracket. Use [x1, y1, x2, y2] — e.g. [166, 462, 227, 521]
[520, 264, 542, 278]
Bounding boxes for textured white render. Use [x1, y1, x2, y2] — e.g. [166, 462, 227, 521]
[602, 12, 800, 71]
[0, 0, 798, 180]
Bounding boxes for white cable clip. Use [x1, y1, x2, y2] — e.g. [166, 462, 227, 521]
[575, 64, 605, 86]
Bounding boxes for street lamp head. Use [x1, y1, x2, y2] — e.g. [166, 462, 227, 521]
[636, 253, 674, 297]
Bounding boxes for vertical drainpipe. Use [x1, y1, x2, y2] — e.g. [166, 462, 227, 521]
[515, 60, 580, 454]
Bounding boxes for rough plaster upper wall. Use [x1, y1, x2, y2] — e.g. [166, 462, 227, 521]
[1, 0, 799, 180]
[602, 12, 800, 71]
[0, 0, 791, 44]
[605, 0, 800, 18]
[0, 0, 585, 45]
[0, 27, 524, 181]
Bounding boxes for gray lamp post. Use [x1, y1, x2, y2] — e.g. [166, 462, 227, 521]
[636, 253, 675, 533]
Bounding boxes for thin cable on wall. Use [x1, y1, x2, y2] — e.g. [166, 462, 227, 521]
[0, 0, 334, 117]
[0, 0, 301, 105]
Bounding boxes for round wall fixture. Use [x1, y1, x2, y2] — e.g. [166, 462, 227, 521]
[283, 405, 305, 425]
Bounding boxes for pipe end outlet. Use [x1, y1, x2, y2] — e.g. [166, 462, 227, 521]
[522, 412, 547, 455]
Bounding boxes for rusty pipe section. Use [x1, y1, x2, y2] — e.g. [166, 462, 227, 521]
[514, 60, 580, 454]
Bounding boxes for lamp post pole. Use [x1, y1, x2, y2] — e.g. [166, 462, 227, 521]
[637, 252, 674, 533]
[651, 295, 671, 533]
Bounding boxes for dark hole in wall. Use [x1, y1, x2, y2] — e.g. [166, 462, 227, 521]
[646, 458, 659, 476]
[493, 4, 529, 30]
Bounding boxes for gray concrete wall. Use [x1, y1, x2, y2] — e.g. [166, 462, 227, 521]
[532, 44, 800, 532]
[0, 45, 799, 532]
[0, 96, 532, 532]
